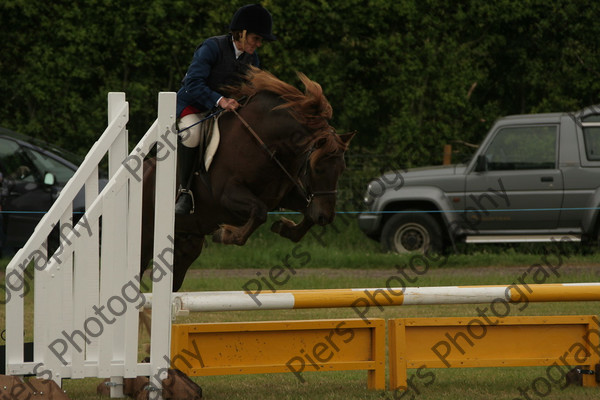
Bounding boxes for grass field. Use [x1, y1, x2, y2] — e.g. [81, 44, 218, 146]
[1, 215, 600, 399]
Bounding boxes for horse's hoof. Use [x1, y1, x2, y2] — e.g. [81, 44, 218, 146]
[270, 221, 283, 234]
[212, 230, 223, 243]
[212, 228, 238, 245]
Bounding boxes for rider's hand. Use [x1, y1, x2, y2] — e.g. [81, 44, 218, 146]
[218, 97, 240, 111]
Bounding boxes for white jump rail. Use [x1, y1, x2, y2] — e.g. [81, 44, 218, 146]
[143, 282, 600, 315]
[4, 92, 177, 400]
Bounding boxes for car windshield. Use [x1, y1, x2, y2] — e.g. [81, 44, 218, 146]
[22, 147, 75, 185]
[0, 138, 37, 182]
[451, 140, 479, 165]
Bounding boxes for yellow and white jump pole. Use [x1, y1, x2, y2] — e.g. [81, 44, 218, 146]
[143, 282, 600, 315]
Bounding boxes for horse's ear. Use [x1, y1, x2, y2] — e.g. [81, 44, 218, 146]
[339, 131, 356, 144]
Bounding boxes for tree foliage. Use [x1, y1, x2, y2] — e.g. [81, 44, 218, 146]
[1, 0, 598, 168]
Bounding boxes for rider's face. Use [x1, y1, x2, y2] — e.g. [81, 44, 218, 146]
[241, 33, 263, 54]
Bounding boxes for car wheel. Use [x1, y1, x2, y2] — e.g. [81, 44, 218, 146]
[381, 212, 444, 254]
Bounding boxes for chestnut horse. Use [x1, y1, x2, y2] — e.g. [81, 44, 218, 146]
[140, 67, 354, 291]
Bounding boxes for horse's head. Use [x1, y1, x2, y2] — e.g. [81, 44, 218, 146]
[304, 131, 355, 225]
[228, 66, 356, 225]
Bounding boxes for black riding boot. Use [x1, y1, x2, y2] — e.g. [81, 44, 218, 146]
[175, 144, 197, 215]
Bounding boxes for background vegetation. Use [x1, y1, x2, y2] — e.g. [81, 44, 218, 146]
[2, 0, 600, 252]
[2, 0, 599, 169]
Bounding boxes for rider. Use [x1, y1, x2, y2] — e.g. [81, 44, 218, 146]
[174, 4, 277, 215]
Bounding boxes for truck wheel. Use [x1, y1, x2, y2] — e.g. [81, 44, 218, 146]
[381, 212, 444, 254]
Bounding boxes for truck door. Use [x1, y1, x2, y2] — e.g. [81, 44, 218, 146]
[464, 125, 563, 231]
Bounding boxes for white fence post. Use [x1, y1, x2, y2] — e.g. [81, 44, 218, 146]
[4, 92, 177, 400]
[148, 92, 177, 400]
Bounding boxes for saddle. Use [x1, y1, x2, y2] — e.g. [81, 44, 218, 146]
[195, 115, 220, 173]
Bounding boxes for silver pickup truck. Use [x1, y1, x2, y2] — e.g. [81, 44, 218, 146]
[358, 105, 600, 253]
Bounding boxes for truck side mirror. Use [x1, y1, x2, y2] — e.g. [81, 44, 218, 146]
[475, 155, 488, 172]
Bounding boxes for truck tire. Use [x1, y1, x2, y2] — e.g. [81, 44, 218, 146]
[381, 212, 444, 254]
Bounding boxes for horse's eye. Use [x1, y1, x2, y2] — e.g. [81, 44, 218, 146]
[315, 138, 327, 148]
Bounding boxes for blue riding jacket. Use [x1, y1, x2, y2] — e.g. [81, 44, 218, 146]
[176, 34, 260, 118]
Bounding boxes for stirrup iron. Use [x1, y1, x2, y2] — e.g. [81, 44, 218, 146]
[176, 187, 195, 215]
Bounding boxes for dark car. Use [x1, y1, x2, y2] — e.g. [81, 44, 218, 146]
[0, 127, 92, 256]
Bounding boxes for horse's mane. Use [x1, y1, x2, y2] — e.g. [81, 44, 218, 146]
[230, 66, 349, 164]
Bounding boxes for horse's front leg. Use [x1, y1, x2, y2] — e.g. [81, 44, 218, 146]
[213, 208, 267, 245]
[212, 184, 268, 246]
[271, 215, 315, 242]
[172, 229, 206, 291]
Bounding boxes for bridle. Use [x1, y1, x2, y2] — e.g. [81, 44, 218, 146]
[231, 107, 337, 207]
[298, 146, 338, 204]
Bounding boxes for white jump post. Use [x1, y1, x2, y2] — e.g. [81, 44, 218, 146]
[4, 92, 177, 400]
[148, 93, 177, 399]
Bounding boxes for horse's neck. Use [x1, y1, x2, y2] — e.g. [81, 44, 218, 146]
[233, 95, 316, 175]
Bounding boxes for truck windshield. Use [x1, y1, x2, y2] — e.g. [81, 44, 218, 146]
[483, 125, 557, 170]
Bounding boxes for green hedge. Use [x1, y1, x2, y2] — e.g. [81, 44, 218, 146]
[1, 0, 598, 168]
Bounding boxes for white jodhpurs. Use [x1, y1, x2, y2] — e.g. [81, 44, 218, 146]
[178, 113, 202, 148]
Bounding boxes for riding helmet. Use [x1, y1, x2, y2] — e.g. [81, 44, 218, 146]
[229, 4, 276, 41]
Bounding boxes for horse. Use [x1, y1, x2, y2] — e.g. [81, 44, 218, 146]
[140, 67, 355, 291]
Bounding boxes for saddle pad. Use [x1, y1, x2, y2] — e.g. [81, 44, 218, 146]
[204, 116, 220, 171]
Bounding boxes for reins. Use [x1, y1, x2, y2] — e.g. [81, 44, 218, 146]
[231, 107, 336, 206]
[177, 96, 248, 134]
[179, 95, 337, 206]
[231, 108, 313, 205]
